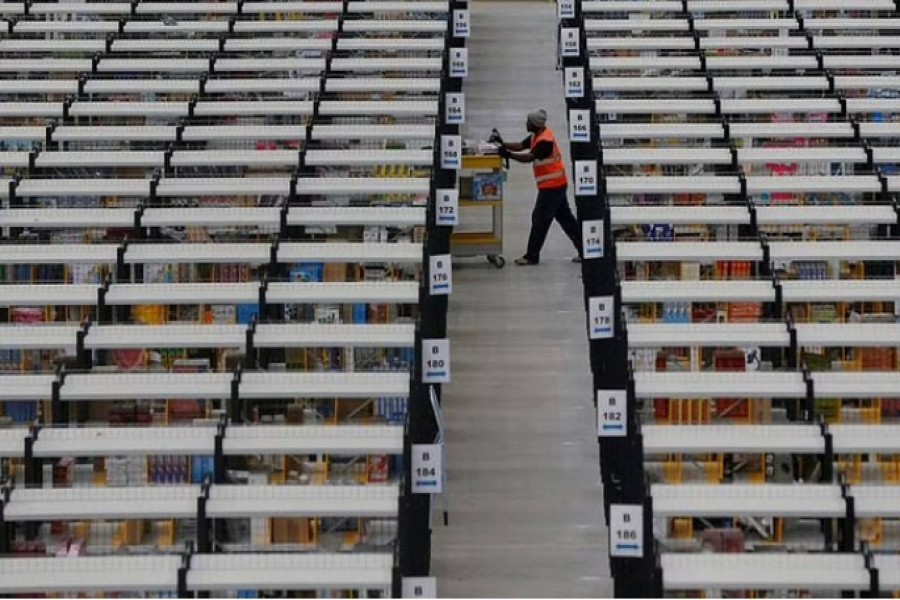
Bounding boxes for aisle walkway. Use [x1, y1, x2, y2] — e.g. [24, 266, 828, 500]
[430, 2, 612, 596]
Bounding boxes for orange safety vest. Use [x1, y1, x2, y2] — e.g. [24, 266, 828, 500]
[531, 127, 568, 190]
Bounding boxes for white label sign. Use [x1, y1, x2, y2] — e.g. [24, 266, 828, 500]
[422, 338, 450, 383]
[610, 504, 644, 558]
[597, 390, 627, 437]
[564, 67, 585, 98]
[582, 219, 604, 260]
[411, 444, 443, 494]
[403, 577, 437, 598]
[574, 159, 597, 195]
[449, 47, 468, 78]
[561, 27, 580, 57]
[429, 254, 452, 295]
[445, 92, 465, 125]
[440, 135, 462, 170]
[558, 0, 575, 19]
[436, 188, 459, 226]
[452, 9, 470, 37]
[588, 295, 614, 339]
[569, 109, 590, 143]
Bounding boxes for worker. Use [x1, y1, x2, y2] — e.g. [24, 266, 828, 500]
[495, 109, 582, 266]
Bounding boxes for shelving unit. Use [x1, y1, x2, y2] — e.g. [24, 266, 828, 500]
[0, 0, 469, 596]
[559, 0, 900, 595]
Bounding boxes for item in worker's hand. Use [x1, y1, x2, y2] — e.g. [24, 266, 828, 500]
[477, 141, 500, 155]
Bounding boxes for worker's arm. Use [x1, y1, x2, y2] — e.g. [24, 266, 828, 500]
[501, 134, 532, 152]
[500, 134, 534, 159]
[503, 138, 552, 164]
[505, 149, 535, 163]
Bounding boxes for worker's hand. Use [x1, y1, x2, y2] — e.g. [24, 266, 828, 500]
[497, 145, 511, 159]
[488, 128, 504, 146]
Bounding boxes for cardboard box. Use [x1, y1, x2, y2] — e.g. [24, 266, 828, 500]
[270, 518, 312, 544]
[120, 520, 144, 546]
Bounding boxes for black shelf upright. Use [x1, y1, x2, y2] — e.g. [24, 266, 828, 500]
[557, 2, 658, 596]
[397, 2, 467, 595]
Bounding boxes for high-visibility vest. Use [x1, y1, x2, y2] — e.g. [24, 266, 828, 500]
[530, 127, 568, 190]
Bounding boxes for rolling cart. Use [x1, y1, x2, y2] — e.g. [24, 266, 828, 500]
[451, 154, 506, 268]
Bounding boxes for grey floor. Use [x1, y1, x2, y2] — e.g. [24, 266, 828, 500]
[430, 2, 613, 596]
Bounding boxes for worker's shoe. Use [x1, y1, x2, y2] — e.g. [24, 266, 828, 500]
[514, 256, 539, 266]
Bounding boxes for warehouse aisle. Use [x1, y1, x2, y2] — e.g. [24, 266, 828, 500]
[430, 2, 612, 596]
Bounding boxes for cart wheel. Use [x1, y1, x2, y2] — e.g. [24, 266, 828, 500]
[487, 255, 506, 269]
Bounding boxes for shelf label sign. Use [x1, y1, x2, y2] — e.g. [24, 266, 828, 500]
[597, 390, 627, 437]
[561, 27, 580, 57]
[429, 254, 452, 295]
[582, 219, 604, 260]
[610, 504, 644, 558]
[574, 159, 597, 195]
[450, 47, 468, 78]
[453, 8, 470, 37]
[558, 0, 575, 19]
[440, 135, 462, 169]
[588, 295, 614, 339]
[436, 188, 459, 226]
[412, 444, 443, 494]
[564, 67, 585, 98]
[422, 338, 450, 383]
[445, 92, 465, 125]
[569, 109, 590, 143]
[402, 577, 437, 598]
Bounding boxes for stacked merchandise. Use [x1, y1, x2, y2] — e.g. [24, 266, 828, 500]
[562, 0, 900, 596]
[106, 457, 148, 487]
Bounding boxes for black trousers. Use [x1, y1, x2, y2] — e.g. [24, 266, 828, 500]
[524, 185, 581, 262]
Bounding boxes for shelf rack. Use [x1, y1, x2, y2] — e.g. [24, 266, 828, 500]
[0, 0, 469, 595]
[560, 0, 900, 595]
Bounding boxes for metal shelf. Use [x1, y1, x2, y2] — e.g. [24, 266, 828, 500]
[276, 242, 422, 263]
[0, 556, 181, 594]
[186, 553, 393, 592]
[239, 371, 409, 399]
[59, 373, 234, 401]
[0, 374, 55, 402]
[34, 426, 218, 457]
[265, 281, 420, 304]
[254, 323, 415, 348]
[661, 554, 868, 592]
[643, 424, 825, 454]
[626, 322, 789, 348]
[104, 283, 260, 306]
[207, 484, 399, 518]
[622, 280, 775, 303]
[651, 484, 845, 518]
[0, 325, 79, 351]
[84, 324, 247, 351]
[222, 424, 404, 455]
[616, 241, 762, 261]
[0, 284, 98, 307]
[0, 244, 119, 265]
[634, 371, 805, 399]
[286, 207, 426, 227]
[5, 486, 201, 521]
[124, 243, 271, 265]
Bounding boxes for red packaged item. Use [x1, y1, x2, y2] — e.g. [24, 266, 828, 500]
[368, 455, 389, 483]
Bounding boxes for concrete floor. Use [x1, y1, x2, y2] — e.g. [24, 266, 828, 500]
[430, 2, 613, 596]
